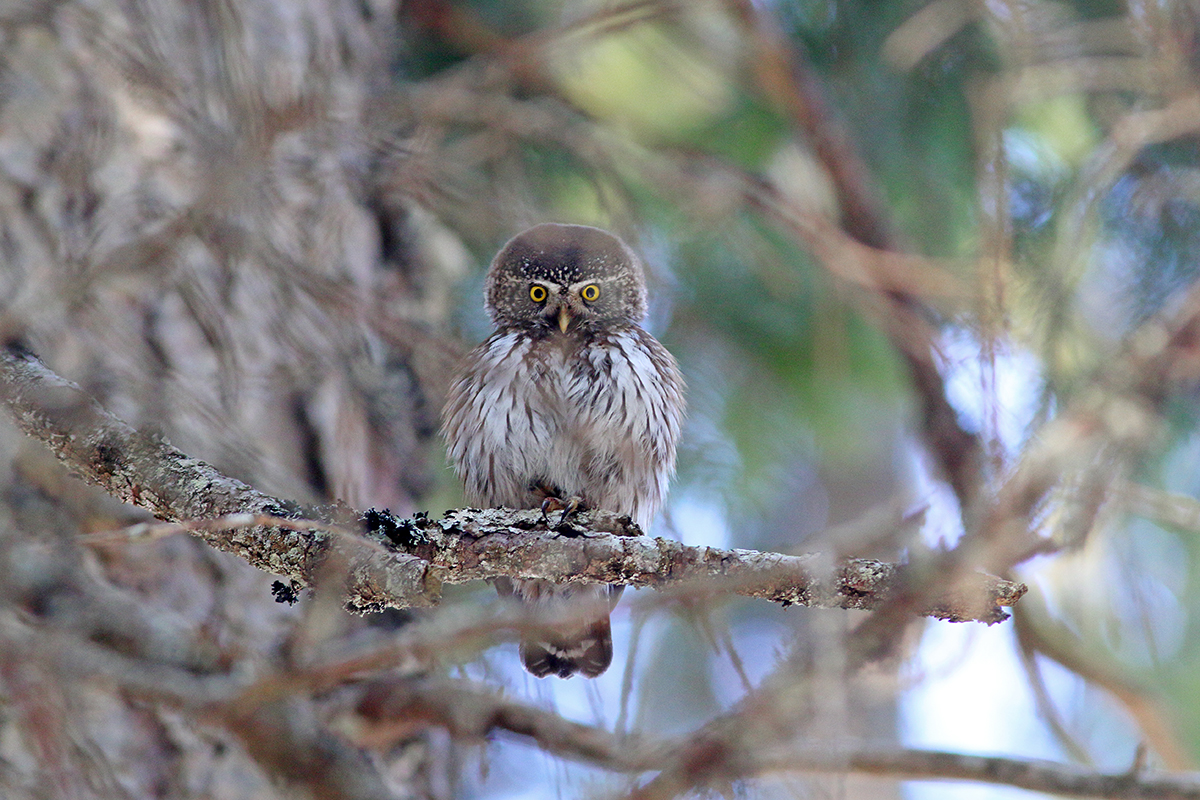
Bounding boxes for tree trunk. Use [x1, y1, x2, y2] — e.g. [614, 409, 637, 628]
[0, 3, 455, 797]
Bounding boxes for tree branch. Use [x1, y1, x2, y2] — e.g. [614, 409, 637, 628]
[0, 344, 443, 610]
[379, 507, 1023, 621]
[0, 344, 1023, 621]
[346, 675, 1200, 800]
[728, 746, 1200, 799]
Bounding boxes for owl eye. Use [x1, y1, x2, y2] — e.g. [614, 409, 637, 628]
[580, 284, 600, 302]
[529, 285, 548, 303]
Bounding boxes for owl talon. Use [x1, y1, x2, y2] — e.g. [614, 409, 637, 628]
[559, 496, 583, 524]
[539, 496, 562, 524]
[540, 495, 586, 527]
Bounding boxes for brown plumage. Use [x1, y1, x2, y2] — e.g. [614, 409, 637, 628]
[441, 223, 686, 678]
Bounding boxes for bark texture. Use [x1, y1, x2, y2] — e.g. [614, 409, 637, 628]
[0, 345, 1025, 622]
[0, 3, 453, 798]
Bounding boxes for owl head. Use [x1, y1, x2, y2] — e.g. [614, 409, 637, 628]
[485, 223, 649, 333]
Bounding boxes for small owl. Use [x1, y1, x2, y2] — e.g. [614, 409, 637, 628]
[441, 223, 686, 678]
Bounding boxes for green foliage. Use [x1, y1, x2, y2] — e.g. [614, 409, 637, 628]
[424, 0, 1200, 766]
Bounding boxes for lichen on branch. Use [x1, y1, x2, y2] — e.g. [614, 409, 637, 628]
[0, 344, 1024, 622]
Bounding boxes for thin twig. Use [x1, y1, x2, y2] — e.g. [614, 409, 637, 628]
[341, 674, 1200, 799]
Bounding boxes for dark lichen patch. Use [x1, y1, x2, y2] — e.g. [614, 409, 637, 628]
[271, 579, 303, 605]
[363, 507, 400, 540]
[551, 520, 587, 538]
[363, 507, 429, 548]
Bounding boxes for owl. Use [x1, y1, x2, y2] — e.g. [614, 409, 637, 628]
[441, 223, 686, 678]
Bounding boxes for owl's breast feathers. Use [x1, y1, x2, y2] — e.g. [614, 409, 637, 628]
[441, 325, 685, 529]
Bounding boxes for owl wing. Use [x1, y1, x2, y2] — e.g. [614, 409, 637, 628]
[441, 330, 551, 508]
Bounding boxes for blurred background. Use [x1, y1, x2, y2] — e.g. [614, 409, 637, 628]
[0, 0, 1198, 797]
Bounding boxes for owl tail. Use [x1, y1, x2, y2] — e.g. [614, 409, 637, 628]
[495, 579, 623, 678]
[519, 616, 613, 679]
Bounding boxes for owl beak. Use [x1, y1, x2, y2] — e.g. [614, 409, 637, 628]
[557, 306, 572, 333]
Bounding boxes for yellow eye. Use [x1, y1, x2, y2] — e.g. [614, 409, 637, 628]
[529, 285, 548, 303]
[581, 284, 600, 302]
